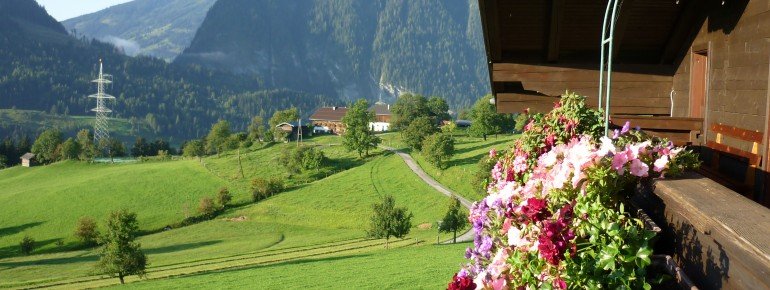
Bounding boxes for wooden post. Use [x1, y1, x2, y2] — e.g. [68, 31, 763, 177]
[237, 149, 244, 178]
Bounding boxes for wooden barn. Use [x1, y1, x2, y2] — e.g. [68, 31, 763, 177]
[20, 153, 35, 167]
[478, 0, 770, 288]
[275, 121, 310, 142]
[310, 107, 348, 134]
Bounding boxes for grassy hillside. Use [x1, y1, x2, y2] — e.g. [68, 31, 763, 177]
[0, 160, 228, 257]
[382, 131, 517, 201]
[0, 147, 465, 288]
[117, 243, 469, 289]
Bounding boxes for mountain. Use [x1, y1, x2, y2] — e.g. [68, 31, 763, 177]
[176, 0, 490, 109]
[0, 0, 337, 141]
[62, 0, 217, 61]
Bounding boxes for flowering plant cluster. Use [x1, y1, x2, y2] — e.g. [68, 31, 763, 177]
[449, 93, 699, 289]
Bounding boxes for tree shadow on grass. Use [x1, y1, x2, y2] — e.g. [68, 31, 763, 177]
[180, 253, 374, 278]
[0, 251, 97, 268]
[0, 238, 64, 260]
[0, 240, 224, 268]
[0, 221, 44, 237]
[143, 240, 223, 255]
[448, 153, 486, 168]
[453, 139, 509, 156]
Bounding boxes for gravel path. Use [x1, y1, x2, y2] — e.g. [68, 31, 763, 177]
[381, 146, 475, 243]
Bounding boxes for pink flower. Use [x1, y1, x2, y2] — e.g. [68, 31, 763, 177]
[489, 149, 497, 158]
[611, 151, 629, 174]
[653, 155, 669, 172]
[597, 136, 616, 157]
[513, 155, 528, 173]
[630, 159, 649, 177]
[539, 151, 557, 167]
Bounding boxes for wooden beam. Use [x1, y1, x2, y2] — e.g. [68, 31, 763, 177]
[610, 115, 704, 131]
[660, 0, 703, 64]
[711, 123, 764, 143]
[546, 0, 565, 62]
[479, 0, 502, 62]
[611, 0, 636, 58]
[492, 63, 672, 82]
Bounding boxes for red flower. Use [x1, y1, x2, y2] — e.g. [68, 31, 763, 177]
[521, 198, 551, 223]
[447, 273, 476, 290]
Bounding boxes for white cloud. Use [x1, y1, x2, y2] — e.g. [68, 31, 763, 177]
[101, 35, 142, 56]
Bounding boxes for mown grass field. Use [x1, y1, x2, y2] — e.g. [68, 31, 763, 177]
[382, 130, 517, 201]
[0, 160, 228, 257]
[116, 243, 469, 289]
[0, 139, 467, 289]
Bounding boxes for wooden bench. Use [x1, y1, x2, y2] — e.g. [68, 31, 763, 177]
[610, 115, 703, 146]
[699, 123, 763, 196]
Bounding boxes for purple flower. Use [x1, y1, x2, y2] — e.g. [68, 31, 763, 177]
[621, 121, 631, 134]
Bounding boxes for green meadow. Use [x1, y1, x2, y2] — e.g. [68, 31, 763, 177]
[382, 131, 516, 201]
[0, 132, 515, 288]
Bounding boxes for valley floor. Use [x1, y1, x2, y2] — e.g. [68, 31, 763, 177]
[0, 133, 515, 289]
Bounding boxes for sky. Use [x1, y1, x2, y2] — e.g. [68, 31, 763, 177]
[35, 0, 134, 21]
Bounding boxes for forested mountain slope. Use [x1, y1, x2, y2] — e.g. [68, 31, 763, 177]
[0, 0, 337, 140]
[62, 0, 217, 61]
[176, 0, 490, 109]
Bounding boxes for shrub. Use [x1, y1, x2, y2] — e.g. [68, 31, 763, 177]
[75, 216, 99, 246]
[300, 146, 326, 171]
[216, 187, 232, 208]
[471, 154, 497, 196]
[251, 177, 285, 202]
[279, 146, 327, 174]
[421, 133, 455, 169]
[19, 235, 34, 255]
[198, 197, 217, 218]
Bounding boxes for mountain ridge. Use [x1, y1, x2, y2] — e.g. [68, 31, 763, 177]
[62, 0, 217, 61]
[176, 0, 490, 109]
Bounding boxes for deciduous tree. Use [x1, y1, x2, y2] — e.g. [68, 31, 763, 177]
[76, 129, 98, 161]
[367, 195, 413, 248]
[60, 138, 80, 160]
[182, 139, 206, 159]
[421, 133, 455, 169]
[391, 94, 429, 130]
[31, 128, 62, 163]
[439, 198, 467, 243]
[248, 116, 267, 143]
[342, 99, 381, 158]
[97, 210, 147, 284]
[269, 108, 299, 142]
[427, 96, 451, 122]
[401, 116, 436, 150]
[75, 216, 99, 246]
[205, 120, 232, 156]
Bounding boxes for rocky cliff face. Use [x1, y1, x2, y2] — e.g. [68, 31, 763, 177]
[176, 0, 490, 108]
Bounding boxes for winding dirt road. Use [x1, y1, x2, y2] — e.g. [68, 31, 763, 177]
[381, 146, 475, 243]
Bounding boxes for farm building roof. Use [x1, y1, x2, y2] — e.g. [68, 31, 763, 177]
[20, 153, 35, 160]
[310, 107, 348, 122]
[370, 102, 391, 116]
